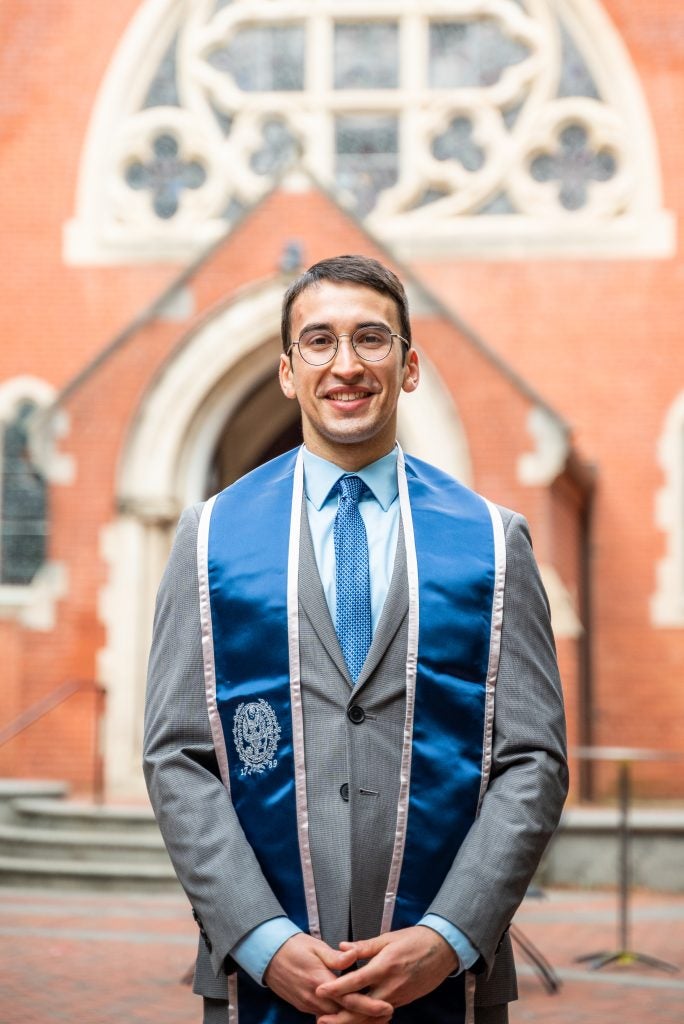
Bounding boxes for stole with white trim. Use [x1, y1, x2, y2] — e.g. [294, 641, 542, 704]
[199, 447, 501, 1024]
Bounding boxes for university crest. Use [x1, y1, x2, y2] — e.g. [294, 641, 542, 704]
[232, 698, 281, 776]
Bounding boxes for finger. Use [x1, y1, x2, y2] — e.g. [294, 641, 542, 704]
[313, 994, 346, 1015]
[318, 944, 359, 972]
[318, 1012, 392, 1024]
[336, 991, 393, 1017]
[339, 937, 387, 960]
[317, 963, 379, 999]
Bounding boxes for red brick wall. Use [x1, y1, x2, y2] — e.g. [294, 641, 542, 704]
[413, 0, 684, 796]
[1, 1, 682, 798]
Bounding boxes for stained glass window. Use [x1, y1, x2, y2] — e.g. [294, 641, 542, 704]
[334, 23, 399, 89]
[207, 25, 305, 92]
[127, 3, 622, 222]
[125, 134, 207, 220]
[530, 123, 616, 211]
[1, 401, 48, 586]
[72, 0, 668, 260]
[429, 20, 530, 89]
[336, 115, 399, 216]
[432, 117, 486, 173]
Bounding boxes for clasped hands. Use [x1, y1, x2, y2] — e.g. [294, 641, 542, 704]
[263, 924, 459, 1024]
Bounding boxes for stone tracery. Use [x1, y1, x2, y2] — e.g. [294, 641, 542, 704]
[65, 0, 672, 261]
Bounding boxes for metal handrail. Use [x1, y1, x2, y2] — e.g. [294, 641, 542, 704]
[0, 679, 107, 803]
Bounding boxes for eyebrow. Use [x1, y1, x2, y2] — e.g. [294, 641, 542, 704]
[299, 320, 391, 334]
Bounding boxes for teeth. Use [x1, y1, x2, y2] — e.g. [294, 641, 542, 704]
[329, 392, 368, 402]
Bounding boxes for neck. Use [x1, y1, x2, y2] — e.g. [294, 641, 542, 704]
[303, 437, 396, 472]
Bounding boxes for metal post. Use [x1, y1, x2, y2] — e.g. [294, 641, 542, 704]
[617, 760, 630, 951]
[93, 684, 106, 805]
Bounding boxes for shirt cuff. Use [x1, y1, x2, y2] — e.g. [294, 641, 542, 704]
[230, 917, 302, 987]
[419, 914, 480, 974]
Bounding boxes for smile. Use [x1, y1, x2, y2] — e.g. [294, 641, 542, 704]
[325, 391, 373, 402]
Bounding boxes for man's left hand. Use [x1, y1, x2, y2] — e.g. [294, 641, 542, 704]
[314, 925, 459, 1023]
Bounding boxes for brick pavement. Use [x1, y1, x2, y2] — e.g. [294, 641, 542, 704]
[1, 887, 683, 1023]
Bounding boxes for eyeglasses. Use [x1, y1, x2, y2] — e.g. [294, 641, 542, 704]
[288, 325, 409, 366]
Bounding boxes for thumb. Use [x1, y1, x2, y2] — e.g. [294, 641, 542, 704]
[318, 943, 358, 971]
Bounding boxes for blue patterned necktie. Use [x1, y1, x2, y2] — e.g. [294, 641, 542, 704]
[334, 475, 372, 684]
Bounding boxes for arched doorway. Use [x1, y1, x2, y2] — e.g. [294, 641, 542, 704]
[206, 372, 302, 495]
[103, 279, 470, 796]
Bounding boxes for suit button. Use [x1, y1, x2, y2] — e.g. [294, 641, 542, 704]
[340, 783, 350, 802]
[347, 705, 365, 724]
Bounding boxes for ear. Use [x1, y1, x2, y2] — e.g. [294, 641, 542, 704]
[279, 352, 297, 400]
[401, 349, 420, 394]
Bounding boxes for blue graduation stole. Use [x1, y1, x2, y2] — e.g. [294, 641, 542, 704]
[199, 446, 504, 1024]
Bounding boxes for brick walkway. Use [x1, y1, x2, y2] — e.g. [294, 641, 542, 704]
[1, 887, 683, 1023]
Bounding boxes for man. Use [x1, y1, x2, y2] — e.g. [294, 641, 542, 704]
[144, 254, 568, 1024]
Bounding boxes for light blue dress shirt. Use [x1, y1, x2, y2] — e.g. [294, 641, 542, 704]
[230, 446, 479, 984]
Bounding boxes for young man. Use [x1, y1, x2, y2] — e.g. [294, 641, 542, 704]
[144, 255, 568, 1024]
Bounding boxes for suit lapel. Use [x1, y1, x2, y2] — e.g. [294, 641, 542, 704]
[298, 499, 351, 681]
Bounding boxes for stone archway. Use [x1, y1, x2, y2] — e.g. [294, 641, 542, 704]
[101, 279, 470, 796]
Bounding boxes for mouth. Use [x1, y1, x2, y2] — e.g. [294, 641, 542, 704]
[324, 388, 375, 404]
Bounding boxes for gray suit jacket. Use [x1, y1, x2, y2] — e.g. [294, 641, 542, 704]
[143, 485, 568, 1012]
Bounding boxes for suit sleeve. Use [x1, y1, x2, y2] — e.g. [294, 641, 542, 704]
[143, 504, 286, 976]
[426, 511, 569, 971]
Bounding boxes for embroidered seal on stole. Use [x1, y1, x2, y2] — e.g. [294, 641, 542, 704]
[232, 698, 281, 775]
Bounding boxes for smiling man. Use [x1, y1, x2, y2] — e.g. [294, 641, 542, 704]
[144, 255, 568, 1024]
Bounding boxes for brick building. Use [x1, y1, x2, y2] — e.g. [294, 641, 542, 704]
[0, 0, 683, 801]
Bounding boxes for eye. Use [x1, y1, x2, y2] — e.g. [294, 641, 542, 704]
[355, 328, 390, 347]
[301, 331, 335, 348]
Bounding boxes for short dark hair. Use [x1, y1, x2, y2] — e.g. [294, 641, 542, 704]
[281, 254, 411, 353]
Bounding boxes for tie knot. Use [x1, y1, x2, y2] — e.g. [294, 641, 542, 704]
[337, 475, 366, 505]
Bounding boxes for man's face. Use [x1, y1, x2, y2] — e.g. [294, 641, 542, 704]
[279, 280, 420, 468]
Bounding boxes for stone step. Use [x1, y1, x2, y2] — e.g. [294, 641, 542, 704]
[0, 823, 169, 864]
[0, 781, 69, 821]
[538, 807, 684, 892]
[10, 798, 161, 835]
[0, 854, 182, 893]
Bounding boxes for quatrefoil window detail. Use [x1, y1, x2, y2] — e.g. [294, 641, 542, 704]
[125, 134, 207, 219]
[69, 0, 671, 261]
[530, 123, 617, 211]
[432, 117, 486, 173]
[250, 120, 301, 177]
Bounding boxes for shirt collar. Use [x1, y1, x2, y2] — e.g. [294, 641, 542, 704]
[302, 445, 398, 512]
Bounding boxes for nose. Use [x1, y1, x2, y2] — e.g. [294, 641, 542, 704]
[331, 335, 364, 375]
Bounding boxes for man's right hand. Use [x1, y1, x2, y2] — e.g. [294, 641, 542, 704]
[264, 933, 393, 1020]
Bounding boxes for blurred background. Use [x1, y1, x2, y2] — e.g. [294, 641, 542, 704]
[1, 4, 684, 1019]
[0, 3, 683, 1018]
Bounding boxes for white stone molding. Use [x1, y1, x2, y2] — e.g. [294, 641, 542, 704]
[101, 278, 471, 794]
[65, 0, 674, 264]
[0, 376, 55, 421]
[0, 376, 70, 628]
[397, 352, 472, 484]
[652, 392, 684, 627]
[539, 563, 582, 638]
[0, 563, 69, 632]
[518, 404, 570, 486]
[0, 378, 75, 486]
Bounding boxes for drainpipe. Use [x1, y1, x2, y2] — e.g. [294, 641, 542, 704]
[566, 453, 597, 802]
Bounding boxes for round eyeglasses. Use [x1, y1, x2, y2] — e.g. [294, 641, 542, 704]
[288, 325, 409, 366]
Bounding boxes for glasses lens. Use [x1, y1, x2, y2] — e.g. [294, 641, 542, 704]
[352, 326, 393, 361]
[297, 330, 338, 365]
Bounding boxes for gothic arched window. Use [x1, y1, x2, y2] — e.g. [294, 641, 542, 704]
[0, 400, 48, 585]
[65, 0, 673, 263]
